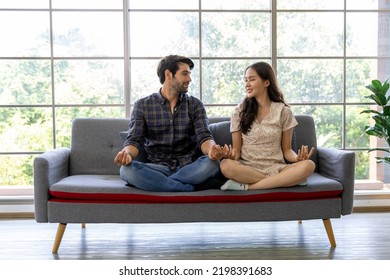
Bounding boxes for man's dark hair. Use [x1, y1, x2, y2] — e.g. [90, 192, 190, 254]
[157, 55, 194, 84]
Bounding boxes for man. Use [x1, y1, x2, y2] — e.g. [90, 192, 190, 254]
[114, 55, 229, 191]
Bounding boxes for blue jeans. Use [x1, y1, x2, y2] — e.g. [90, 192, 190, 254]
[119, 155, 220, 192]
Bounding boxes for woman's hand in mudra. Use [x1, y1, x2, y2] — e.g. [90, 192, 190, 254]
[296, 145, 314, 161]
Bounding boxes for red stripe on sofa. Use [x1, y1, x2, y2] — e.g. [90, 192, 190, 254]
[49, 190, 342, 204]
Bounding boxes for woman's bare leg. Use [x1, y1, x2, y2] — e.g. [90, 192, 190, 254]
[248, 160, 315, 190]
[220, 159, 266, 183]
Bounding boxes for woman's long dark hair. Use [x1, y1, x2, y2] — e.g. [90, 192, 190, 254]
[240, 62, 287, 134]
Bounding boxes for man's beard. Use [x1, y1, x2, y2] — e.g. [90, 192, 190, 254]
[175, 83, 189, 93]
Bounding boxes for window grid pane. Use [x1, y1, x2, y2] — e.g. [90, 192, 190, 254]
[277, 12, 344, 57]
[1, 0, 389, 188]
[129, 12, 199, 57]
[0, 11, 50, 57]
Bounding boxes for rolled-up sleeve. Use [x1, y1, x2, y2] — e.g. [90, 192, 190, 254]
[123, 100, 145, 151]
[191, 98, 214, 147]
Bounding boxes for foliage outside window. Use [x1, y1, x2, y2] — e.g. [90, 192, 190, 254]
[0, 0, 389, 191]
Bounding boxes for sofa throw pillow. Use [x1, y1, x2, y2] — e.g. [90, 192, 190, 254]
[120, 131, 128, 141]
[209, 121, 232, 146]
[291, 128, 297, 152]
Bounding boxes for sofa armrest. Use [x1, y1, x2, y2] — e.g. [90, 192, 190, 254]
[317, 147, 355, 215]
[33, 148, 70, 222]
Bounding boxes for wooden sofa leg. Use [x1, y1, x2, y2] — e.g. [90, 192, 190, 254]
[323, 219, 336, 247]
[52, 223, 67, 254]
[82, 223, 86, 229]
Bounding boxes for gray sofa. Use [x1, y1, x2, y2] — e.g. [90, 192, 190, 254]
[34, 115, 355, 253]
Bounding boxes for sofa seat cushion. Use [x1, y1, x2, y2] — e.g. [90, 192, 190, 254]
[49, 173, 343, 204]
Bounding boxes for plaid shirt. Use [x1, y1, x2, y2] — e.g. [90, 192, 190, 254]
[123, 90, 213, 170]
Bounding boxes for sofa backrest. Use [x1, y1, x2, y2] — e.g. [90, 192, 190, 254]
[70, 118, 129, 175]
[294, 115, 318, 165]
[208, 115, 318, 166]
[209, 118, 231, 146]
[69, 115, 317, 175]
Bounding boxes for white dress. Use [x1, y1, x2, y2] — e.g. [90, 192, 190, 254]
[230, 101, 298, 176]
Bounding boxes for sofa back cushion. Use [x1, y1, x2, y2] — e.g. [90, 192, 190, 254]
[294, 115, 318, 166]
[69, 115, 317, 175]
[70, 118, 129, 175]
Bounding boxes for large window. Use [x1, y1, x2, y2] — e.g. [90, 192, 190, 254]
[1, 0, 389, 194]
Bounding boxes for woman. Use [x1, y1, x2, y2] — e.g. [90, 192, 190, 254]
[220, 62, 315, 191]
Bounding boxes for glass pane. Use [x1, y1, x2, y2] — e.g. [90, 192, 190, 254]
[345, 59, 388, 103]
[202, 0, 270, 10]
[0, 11, 50, 57]
[347, 0, 379, 10]
[129, 0, 198, 9]
[129, 12, 199, 57]
[0, 155, 35, 187]
[0, 60, 52, 105]
[0, 0, 48, 9]
[206, 105, 235, 118]
[354, 151, 370, 180]
[291, 105, 343, 148]
[278, 0, 344, 10]
[130, 59, 163, 102]
[130, 59, 200, 102]
[346, 13, 380, 56]
[278, 12, 343, 56]
[52, 12, 123, 57]
[54, 60, 124, 105]
[346, 105, 371, 149]
[52, 0, 122, 9]
[0, 107, 53, 152]
[202, 12, 270, 57]
[202, 59, 259, 104]
[55, 107, 125, 148]
[278, 59, 344, 103]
